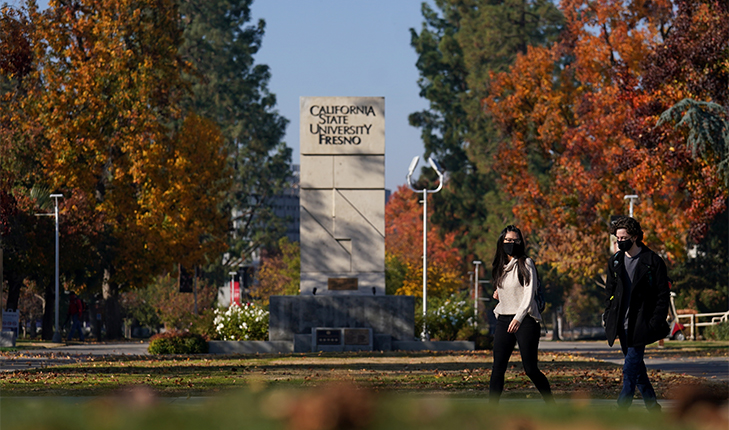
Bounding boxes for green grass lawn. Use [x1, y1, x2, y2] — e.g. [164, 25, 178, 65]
[1, 350, 725, 398]
[649, 340, 729, 352]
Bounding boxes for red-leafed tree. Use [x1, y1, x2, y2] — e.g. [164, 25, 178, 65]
[639, 0, 729, 239]
[484, 0, 727, 282]
[385, 185, 466, 298]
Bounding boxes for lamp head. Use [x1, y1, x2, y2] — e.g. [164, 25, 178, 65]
[407, 156, 420, 177]
[428, 157, 443, 174]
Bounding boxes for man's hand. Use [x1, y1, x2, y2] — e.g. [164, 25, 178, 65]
[507, 319, 520, 333]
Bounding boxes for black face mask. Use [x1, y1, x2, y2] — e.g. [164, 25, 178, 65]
[617, 239, 633, 252]
[503, 242, 522, 256]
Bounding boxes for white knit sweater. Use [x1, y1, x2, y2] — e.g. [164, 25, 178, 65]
[493, 257, 542, 323]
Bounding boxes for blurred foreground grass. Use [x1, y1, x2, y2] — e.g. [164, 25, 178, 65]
[2, 383, 727, 430]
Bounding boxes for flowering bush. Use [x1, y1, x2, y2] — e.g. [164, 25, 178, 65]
[213, 303, 269, 341]
[415, 293, 474, 341]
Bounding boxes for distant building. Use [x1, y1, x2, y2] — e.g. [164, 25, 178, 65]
[271, 164, 300, 243]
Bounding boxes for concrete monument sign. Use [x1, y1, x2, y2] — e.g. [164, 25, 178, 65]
[299, 96, 385, 295]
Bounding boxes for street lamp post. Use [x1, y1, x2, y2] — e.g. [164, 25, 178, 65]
[406, 156, 444, 341]
[36, 194, 64, 342]
[472, 261, 482, 321]
[624, 195, 639, 218]
[50, 194, 63, 342]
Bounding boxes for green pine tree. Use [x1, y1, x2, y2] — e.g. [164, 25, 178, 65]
[178, 0, 292, 276]
[409, 0, 563, 265]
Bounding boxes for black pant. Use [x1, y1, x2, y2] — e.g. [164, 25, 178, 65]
[489, 315, 553, 403]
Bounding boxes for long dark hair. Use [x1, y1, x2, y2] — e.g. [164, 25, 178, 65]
[491, 225, 531, 288]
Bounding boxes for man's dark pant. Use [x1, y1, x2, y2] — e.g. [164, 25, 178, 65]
[618, 333, 659, 409]
[489, 315, 552, 403]
[68, 315, 84, 341]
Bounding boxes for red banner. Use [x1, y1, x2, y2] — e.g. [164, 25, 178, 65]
[230, 280, 241, 306]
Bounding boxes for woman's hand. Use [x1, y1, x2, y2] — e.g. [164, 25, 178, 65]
[493, 290, 499, 300]
[507, 319, 520, 333]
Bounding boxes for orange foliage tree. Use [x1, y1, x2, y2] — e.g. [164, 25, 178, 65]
[20, 0, 230, 338]
[385, 185, 466, 298]
[483, 0, 727, 285]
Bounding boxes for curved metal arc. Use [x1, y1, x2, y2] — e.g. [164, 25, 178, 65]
[406, 155, 445, 193]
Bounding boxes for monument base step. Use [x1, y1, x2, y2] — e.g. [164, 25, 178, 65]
[207, 339, 474, 354]
[208, 340, 292, 354]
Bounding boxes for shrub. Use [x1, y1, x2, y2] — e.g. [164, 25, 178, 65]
[189, 309, 217, 339]
[415, 293, 474, 341]
[213, 302, 269, 341]
[457, 325, 494, 350]
[253, 238, 300, 305]
[702, 321, 729, 341]
[148, 331, 208, 354]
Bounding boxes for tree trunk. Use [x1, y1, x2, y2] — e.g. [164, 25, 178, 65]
[551, 311, 559, 340]
[4, 270, 22, 311]
[102, 268, 122, 339]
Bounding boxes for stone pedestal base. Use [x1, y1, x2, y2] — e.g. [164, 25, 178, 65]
[0, 331, 16, 347]
[269, 295, 414, 351]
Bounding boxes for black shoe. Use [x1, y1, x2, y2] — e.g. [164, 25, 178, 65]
[647, 403, 662, 413]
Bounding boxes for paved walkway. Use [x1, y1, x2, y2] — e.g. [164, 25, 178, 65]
[539, 340, 729, 381]
[38, 341, 150, 356]
[0, 341, 149, 372]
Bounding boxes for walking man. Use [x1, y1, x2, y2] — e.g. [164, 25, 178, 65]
[67, 292, 85, 342]
[603, 216, 670, 411]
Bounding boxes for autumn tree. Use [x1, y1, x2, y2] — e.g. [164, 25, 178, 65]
[483, 0, 728, 320]
[641, 0, 729, 236]
[409, 0, 563, 264]
[1, 5, 37, 309]
[27, 0, 230, 338]
[639, 0, 729, 310]
[178, 0, 292, 279]
[385, 186, 466, 299]
[0, 4, 74, 338]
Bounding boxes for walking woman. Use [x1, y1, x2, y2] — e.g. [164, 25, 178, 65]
[489, 225, 553, 403]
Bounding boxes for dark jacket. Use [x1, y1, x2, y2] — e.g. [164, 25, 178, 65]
[603, 246, 670, 347]
[68, 296, 83, 317]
